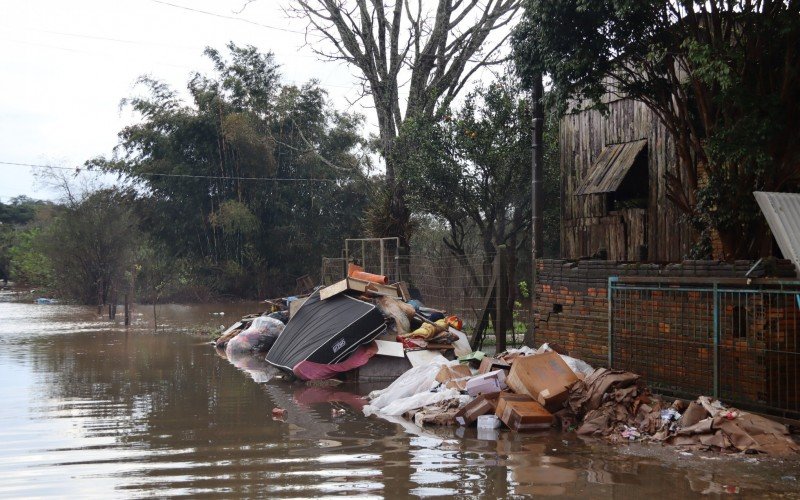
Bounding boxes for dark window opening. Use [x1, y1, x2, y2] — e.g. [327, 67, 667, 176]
[607, 149, 649, 212]
[731, 305, 747, 339]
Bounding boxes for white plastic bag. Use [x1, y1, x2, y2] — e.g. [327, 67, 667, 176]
[559, 354, 594, 378]
[226, 315, 284, 355]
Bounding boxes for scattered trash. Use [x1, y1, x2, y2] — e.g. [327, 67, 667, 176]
[621, 425, 642, 440]
[455, 393, 500, 426]
[661, 408, 682, 423]
[212, 271, 798, 460]
[465, 369, 507, 397]
[477, 414, 501, 429]
[496, 393, 553, 432]
[225, 316, 284, 356]
[506, 351, 579, 411]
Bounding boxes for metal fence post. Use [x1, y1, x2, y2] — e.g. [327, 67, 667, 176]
[713, 283, 719, 398]
[608, 276, 617, 368]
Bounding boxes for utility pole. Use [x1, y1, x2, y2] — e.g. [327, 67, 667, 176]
[525, 72, 544, 348]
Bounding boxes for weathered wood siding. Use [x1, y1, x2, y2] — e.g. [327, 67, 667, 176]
[560, 98, 694, 261]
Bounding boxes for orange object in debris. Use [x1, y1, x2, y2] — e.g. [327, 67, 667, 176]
[272, 408, 287, 419]
[348, 263, 388, 285]
[447, 315, 462, 330]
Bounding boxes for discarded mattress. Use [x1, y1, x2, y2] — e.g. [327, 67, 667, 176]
[266, 290, 387, 377]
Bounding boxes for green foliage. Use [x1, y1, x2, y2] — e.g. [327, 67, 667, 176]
[7, 227, 52, 287]
[94, 43, 373, 297]
[400, 78, 532, 258]
[0, 197, 54, 285]
[513, 1, 800, 259]
[38, 188, 141, 304]
[399, 76, 561, 260]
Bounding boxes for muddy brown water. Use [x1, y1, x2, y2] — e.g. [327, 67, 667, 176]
[1, 294, 799, 498]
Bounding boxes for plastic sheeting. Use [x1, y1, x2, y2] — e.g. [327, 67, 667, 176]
[369, 388, 463, 417]
[364, 358, 454, 414]
[226, 316, 284, 355]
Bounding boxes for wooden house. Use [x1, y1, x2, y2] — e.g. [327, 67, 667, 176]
[560, 97, 694, 262]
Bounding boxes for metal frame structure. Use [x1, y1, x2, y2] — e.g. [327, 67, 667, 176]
[344, 237, 400, 281]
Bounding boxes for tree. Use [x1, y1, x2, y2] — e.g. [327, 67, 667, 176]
[39, 188, 141, 304]
[95, 43, 373, 297]
[292, 0, 521, 247]
[0, 197, 54, 286]
[399, 77, 552, 332]
[513, 0, 800, 259]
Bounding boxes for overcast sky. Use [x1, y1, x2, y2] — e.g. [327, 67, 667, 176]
[0, 0, 374, 202]
[0, 0, 511, 202]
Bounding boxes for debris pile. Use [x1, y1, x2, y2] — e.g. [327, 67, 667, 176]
[563, 367, 799, 454]
[215, 264, 471, 382]
[362, 343, 800, 457]
[213, 264, 798, 457]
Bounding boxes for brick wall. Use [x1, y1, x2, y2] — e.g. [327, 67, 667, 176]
[534, 258, 799, 415]
[536, 259, 796, 372]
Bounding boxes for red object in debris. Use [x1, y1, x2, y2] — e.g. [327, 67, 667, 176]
[447, 315, 463, 330]
[272, 408, 287, 418]
[397, 336, 419, 349]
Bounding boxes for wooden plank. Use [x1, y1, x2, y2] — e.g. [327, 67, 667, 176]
[320, 277, 400, 300]
[289, 298, 308, 319]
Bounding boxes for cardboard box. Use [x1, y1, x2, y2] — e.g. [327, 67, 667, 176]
[465, 369, 507, 396]
[478, 356, 512, 375]
[494, 392, 534, 414]
[496, 399, 553, 432]
[435, 364, 472, 383]
[454, 393, 500, 426]
[435, 363, 473, 391]
[505, 351, 579, 411]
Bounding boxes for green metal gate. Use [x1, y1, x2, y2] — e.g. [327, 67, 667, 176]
[609, 277, 800, 419]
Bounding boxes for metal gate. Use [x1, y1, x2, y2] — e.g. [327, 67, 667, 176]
[609, 277, 800, 418]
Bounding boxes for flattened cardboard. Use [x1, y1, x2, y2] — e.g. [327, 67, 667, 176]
[320, 277, 400, 300]
[465, 369, 507, 396]
[289, 298, 308, 319]
[505, 351, 579, 411]
[406, 350, 448, 368]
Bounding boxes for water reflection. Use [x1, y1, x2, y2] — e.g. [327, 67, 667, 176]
[0, 299, 798, 498]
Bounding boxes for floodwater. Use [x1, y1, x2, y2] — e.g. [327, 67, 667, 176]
[1, 294, 799, 499]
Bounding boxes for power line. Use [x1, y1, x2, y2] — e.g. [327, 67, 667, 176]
[0, 161, 338, 183]
[2, 37, 357, 91]
[17, 27, 197, 50]
[149, 0, 307, 35]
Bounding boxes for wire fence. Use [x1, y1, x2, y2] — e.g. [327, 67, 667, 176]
[610, 278, 800, 419]
[321, 245, 532, 349]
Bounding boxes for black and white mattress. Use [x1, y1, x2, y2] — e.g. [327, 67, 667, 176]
[266, 290, 387, 373]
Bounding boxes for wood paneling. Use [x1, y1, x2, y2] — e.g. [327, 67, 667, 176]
[560, 98, 694, 261]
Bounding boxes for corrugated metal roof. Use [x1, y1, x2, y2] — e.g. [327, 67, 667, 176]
[576, 139, 647, 195]
[754, 191, 800, 277]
